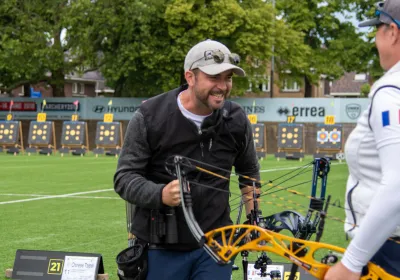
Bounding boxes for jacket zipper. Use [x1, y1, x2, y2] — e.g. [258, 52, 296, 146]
[200, 142, 204, 157]
[199, 129, 204, 157]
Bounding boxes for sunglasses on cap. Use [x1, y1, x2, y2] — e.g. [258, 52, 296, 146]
[374, 2, 400, 29]
[189, 50, 241, 70]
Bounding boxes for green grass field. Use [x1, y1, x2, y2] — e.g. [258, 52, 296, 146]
[0, 153, 350, 280]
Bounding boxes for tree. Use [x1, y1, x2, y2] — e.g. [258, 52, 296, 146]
[276, 0, 374, 97]
[352, 0, 385, 81]
[90, 0, 311, 97]
[83, 0, 178, 97]
[0, 0, 99, 96]
[360, 83, 371, 97]
[1, 0, 379, 98]
[0, 0, 51, 94]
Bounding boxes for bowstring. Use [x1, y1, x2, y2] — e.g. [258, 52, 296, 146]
[228, 165, 313, 206]
[177, 155, 315, 185]
[176, 156, 367, 233]
[177, 156, 316, 202]
[230, 180, 313, 212]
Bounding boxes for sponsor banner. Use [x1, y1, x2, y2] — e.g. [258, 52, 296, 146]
[88, 98, 144, 120]
[231, 98, 369, 123]
[0, 97, 369, 123]
[0, 98, 86, 120]
[41, 102, 80, 112]
[0, 101, 37, 111]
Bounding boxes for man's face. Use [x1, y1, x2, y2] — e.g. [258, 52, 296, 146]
[191, 70, 233, 112]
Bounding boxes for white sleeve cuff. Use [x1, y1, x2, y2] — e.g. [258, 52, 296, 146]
[341, 242, 368, 273]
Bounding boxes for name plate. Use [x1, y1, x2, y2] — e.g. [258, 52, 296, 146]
[247, 262, 315, 280]
[61, 256, 98, 280]
[12, 249, 104, 280]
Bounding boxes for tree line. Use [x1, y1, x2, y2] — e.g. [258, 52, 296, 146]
[0, 0, 378, 97]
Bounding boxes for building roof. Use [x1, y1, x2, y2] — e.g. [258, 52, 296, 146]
[330, 72, 369, 96]
[65, 70, 114, 93]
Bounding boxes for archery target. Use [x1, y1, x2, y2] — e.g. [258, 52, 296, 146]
[329, 130, 341, 143]
[317, 130, 329, 143]
[0, 121, 19, 144]
[252, 123, 265, 149]
[95, 122, 120, 146]
[28, 121, 53, 145]
[316, 124, 343, 149]
[277, 123, 303, 149]
[61, 121, 86, 146]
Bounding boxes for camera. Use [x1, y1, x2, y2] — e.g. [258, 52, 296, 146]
[150, 208, 178, 244]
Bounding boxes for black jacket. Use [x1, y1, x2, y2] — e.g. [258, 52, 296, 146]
[114, 85, 260, 250]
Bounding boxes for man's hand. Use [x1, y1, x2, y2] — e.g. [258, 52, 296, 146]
[162, 180, 181, 207]
[324, 262, 361, 280]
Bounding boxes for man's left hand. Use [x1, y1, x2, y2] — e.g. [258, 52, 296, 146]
[324, 262, 361, 280]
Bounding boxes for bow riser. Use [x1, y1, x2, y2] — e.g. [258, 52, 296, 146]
[204, 225, 396, 280]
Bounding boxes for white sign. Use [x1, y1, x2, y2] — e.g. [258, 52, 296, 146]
[61, 255, 98, 280]
[247, 264, 284, 280]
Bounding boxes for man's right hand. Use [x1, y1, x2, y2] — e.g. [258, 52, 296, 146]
[162, 179, 181, 207]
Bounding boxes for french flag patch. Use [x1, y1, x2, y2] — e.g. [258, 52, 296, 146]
[382, 111, 390, 127]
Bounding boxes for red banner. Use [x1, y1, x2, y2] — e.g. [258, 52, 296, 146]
[0, 101, 37, 111]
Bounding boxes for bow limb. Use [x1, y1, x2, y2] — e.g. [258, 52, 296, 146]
[204, 225, 397, 280]
[174, 156, 224, 264]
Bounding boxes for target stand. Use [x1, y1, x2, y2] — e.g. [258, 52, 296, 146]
[25, 121, 56, 156]
[92, 121, 123, 158]
[313, 124, 343, 162]
[0, 120, 24, 155]
[252, 123, 267, 159]
[274, 123, 305, 161]
[58, 121, 89, 157]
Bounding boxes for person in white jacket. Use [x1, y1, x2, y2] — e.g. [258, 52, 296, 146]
[325, 1, 400, 279]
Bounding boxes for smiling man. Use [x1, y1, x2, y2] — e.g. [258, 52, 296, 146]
[114, 39, 261, 280]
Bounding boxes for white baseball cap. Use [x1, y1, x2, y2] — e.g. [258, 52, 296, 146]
[184, 39, 245, 77]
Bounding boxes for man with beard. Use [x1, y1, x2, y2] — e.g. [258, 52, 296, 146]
[114, 39, 261, 280]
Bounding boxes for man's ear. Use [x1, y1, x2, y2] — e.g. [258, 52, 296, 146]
[185, 70, 196, 87]
[390, 23, 400, 45]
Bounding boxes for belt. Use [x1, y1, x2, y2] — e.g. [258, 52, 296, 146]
[148, 243, 200, 251]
